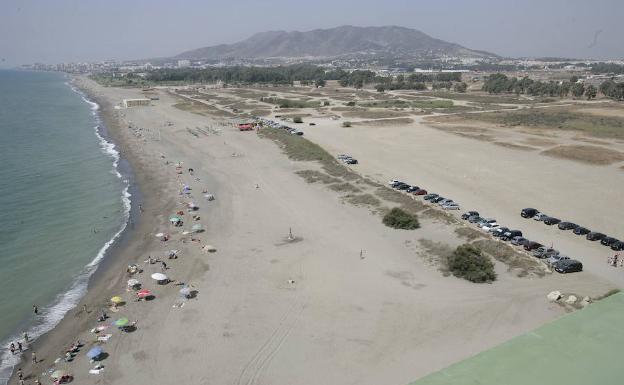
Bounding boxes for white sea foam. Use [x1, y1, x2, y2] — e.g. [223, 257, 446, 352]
[0, 80, 132, 384]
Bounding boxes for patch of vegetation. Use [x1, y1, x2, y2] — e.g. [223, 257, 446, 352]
[342, 110, 409, 119]
[352, 118, 414, 126]
[460, 108, 624, 139]
[329, 182, 361, 193]
[448, 244, 496, 283]
[471, 239, 545, 277]
[261, 97, 320, 108]
[342, 121, 352, 127]
[542, 145, 624, 165]
[382, 207, 420, 230]
[359, 99, 453, 109]
[295, 170, 341, 184]
[418, 239, 454, 273]
[346, 193, 382, 208]
[292, 116, 304, 123]
[454, 227, 484, 241]
[594, 289, 621, 301]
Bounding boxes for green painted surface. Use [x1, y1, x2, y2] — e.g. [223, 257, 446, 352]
[411, 292, 624, 385]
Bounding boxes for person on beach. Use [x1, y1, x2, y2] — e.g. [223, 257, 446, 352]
[19, 379, 24, 385]
[32, 305, 38, 315]
[161, 261, 167, 271]
[31, 351, 37, 363]
[10, 342, 15, 355]
[23, 331, 29, 343]
[17, 368, 22, 380]
[17, 341, 22, 353]
[35, 378, 41, 385]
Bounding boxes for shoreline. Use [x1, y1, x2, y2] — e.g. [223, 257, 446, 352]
[6, 77, 153, 384]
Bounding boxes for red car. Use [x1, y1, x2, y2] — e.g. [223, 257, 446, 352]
[413, 189, 427, 196]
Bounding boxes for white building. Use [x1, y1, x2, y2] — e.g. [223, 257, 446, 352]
[177, 60, 191, 68]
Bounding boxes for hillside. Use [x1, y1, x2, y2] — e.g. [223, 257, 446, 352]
[175, 25, 497, 60]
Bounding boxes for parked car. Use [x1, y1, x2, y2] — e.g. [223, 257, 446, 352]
[501, 230, 523, 241]
[533, 246, 559, 259]
[610, 241, 624, 251]
[468, 215, 482, 223]
[543, 217, 561, 225]
[462, 211, 479, 220]
[554, 259, 583, 273]
[442, 203, 460, 210]
[547, 254, 570, 267]
[396, 183, 411, 191]
[601, 237, 618, 247]
[573, 227, 591, 236]
[423, 193, 439, 201]
[406, 186, 420, 193]
[558, 222, 578, 230]
[388, 179, 401, 186]
[413, 189, 427, 196]
[533, 213, 548, 221]
[521, 208, 539, 218]
[586, 232, 606, 241]
[524, 241, 543, 251]
[511, 236, 528, 246]
[344, 158, 358, 164]
[437, 198, 454, 206]
[482, 222, 500, 231]
[492, 227, 510, 237]
[431, 196, 446, 203]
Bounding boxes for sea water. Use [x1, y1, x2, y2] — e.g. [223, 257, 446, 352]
[0, 70, 130, 381]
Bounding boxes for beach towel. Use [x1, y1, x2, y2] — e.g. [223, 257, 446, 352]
[97, 334, 112, 342]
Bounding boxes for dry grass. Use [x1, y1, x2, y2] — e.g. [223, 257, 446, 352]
[471, 239, 546, 277]
[454, 133, 496, 142]
[342, 110, 410, 119]
[328, 182, 361, 193]
[249, 109, 271, 116]
[541, 145, 624, 165]
[523, 137, 558, 147]
[295, 170, 341, 184]
[352, 118, 414, 126]
[418, 239, 454, 273]
[492, 142, 536, 151]
[345, 193, 382, 208]
[454, 227, 484, 241]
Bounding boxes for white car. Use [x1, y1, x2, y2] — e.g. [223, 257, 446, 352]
[388, 179, 401, 186]
[481, 222, 499, 231]
[442, 203, 460, 210]
[438, 198, 454, 206]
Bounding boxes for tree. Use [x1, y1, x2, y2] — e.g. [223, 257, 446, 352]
[447, 244, 496, 283]
[376, 84, 386, 93]
[584, 85, 597, 100]
[453, 82, 468, 93]
[569, 75, 579, 84]
[382, 208, 420, 230]
[314, 78, 326, 87]
[571, 82, 585, 98]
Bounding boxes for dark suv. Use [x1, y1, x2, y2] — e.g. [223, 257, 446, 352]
[586, 232, 606, 241]
[558, 222, 578, 231]
[611, 241, 624, 251]
[524, 241, 543, 251]
[601, 237, 618, 247]
[573, 227, 590, 236]
[543, 217, 561, 225]
[461, 211, 479, 220]
[521, 208, 538, 218]
[554, 259, 583, 274]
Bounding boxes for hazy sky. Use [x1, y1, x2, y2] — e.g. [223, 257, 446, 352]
[1, 0, 622, 66]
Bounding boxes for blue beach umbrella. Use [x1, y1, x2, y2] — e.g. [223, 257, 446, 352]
[87, 346, 104, 360]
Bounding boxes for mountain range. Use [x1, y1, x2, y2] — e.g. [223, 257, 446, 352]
[174, 25, 497, 61]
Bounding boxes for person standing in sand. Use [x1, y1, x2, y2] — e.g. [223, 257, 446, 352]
[32, 305, 38, 315]
[31, 351, 37, 364]
[23, 331, 29, 343]
[17, 341, 22, 353]
[9, 342, 15, 355]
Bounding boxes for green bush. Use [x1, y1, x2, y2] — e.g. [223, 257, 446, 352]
[293, 116, 303, 123]
[342, 121, 352, 127]
[382, 207, 420, 230]
[448, 244, 496, 283]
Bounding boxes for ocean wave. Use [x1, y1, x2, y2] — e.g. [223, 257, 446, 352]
[0, 80, 132, 384]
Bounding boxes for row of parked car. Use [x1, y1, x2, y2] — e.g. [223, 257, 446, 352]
[461, 210, 583, 273]
[520, 208, 624, 251]
[257, 117, 304, 135]
[388, 180, 460, 210]
[337, 154, 358, 164]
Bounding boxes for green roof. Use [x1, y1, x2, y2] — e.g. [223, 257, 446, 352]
[410, 292, 624, 385]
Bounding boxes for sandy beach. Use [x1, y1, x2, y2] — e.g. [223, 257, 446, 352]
[9, 79, 616, 385]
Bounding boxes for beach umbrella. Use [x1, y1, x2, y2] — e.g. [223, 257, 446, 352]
[127, 278, 140, 287]
[191, 224, 204, 233]
[51, 370, 68, 380]
[113, 318, 129, 327]
[188, 202, 198, 209]
[137, 289, 152, 298]
[179, 287, 192, 297]
[169, 215, 182, 223]
[151, 273, 167, 281]
[110, 296, 123, 304]
[155, 232, 165, 238]
[204, 194, 215, 201]
[202, 245, 217, 253]
[86, 346, 104, 360]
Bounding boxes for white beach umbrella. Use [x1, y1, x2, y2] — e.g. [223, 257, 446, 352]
[151, 273, 167, 281]
[127, 279, 140, 287]
[155, 232, 165, 238]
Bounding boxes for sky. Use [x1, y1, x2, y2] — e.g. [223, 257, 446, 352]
[1, 0, 622, 67]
